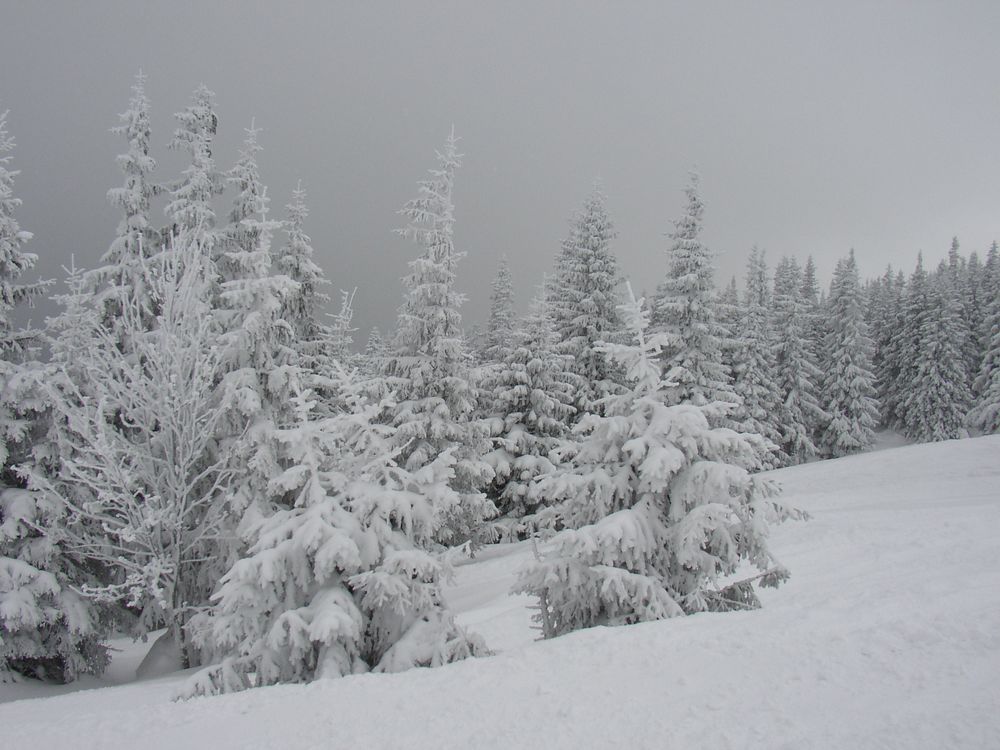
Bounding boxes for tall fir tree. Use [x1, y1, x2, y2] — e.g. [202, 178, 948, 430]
[772, 257, 825, 463]
[382, 130, 495, 546]
[729, 247, 785, 468]
[88, 71, 161, 330]
[275, 182, 330, 345]
[819, 251, 879, 456]
[547, 185, 623, 417]
[480, 254, 516, 368]
[360, 326, 388, 381]
[901, 270, 972, 442]
[939, 240, 979, 399]
[653, 173, 736, 417]
[164, 84, 224, 245]
[216, 124, 300, 520]
[887, 255, 932, 430]
[799, 255, 825, 366]
[480, 285, 578, 533]
[970, 243, 1000, 432]
[0, 109, 104, 683]
[715, 275, 741, 382]
[869, 266, 907, 427]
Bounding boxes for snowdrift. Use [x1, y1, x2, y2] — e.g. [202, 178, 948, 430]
[2, 436, 998, 749]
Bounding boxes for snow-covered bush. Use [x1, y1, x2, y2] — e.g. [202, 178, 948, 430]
[516, 286, 802, 638]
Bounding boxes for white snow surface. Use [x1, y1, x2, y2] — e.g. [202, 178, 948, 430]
[2, 436, 998, 749]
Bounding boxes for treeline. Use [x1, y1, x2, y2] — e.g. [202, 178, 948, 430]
[0, 75, 996, 694]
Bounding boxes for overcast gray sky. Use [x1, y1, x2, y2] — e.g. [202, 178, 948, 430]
[3, 1, 1000, 336]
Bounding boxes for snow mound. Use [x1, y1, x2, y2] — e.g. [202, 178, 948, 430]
[1, 436, 998, 749]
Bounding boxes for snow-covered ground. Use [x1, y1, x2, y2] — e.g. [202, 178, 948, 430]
[2, 436, 998, 749]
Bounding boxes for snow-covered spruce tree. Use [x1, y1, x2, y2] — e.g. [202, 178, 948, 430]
[481, 254, 516, 366]
[1, 483, 111, 683]
[164, 84, 224, 244]
[0, 111, 104, 683]
[715, 275, 741, 381]
[772, 256, 825, 464]
[962, 249, 987, 384]
[359, 326, 388, 381]
[547, 185, 624, 417]
[0, 108, 47, 359]
[868, 266, 907, 428]
[275, 182, 331, 354]
[515, 285, 800, 637]
[940, 241, 980, 398]
[886, 255, 932, 430]
[819, 251, 879, 456]
[970, 248, 1000, 432]
[180, 377, 487, 697]
[481, 286, 578, 534]
[325, 288, 358, 365]
[901, 271, 972, 441]
[382, 130, 495, 547]
[652, 173, 737, 416]
[729, 248, 785, 468]
[977, 240, 1000, 386]
[799, 255, 825, 370]
[28, 238, 238, 667]
[86, 71, 161, 331]
[215, 123, 300, 523]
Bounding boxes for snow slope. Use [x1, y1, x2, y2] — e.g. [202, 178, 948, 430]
[2, 436, 998, 749]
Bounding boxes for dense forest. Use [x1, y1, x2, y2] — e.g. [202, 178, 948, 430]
[1, 76, 998, 695]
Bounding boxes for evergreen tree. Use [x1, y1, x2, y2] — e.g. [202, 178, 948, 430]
[0, 108, 46, 355]
[215, 126, 299, 520]
[180, 376, 487, 697]
[799, 255, 824, 364]
[869, 266, 907, 427]
[275, 182, 330, 345]
[88, 71, 160, 329]
[481, 254, 516, 365]
[547, 185, 623, 416]
[1, 111, 101, 682]
[515, 285, 799, 637]
[481, 286, 577, 533]
[901, 271, 973, 441]
[887, 255, 932, 429]
[164, 84, 223, 243]
[729, 248, 785, 468]
[360, 326, 388, 381]
[970, 247, 1000, 433]
[715, 275, 741, 381]
[772, 256, 825, 463]
[939, 240, 979, 399]
[382, 130, 495, 547]
[653, 174, 736, 416]
[819, 251, 879, 456]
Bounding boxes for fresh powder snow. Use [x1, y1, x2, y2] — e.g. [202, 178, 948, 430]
[2, 435, 997, 749]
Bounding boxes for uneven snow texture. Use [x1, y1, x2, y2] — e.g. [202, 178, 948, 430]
[2, 436, 999, 749]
